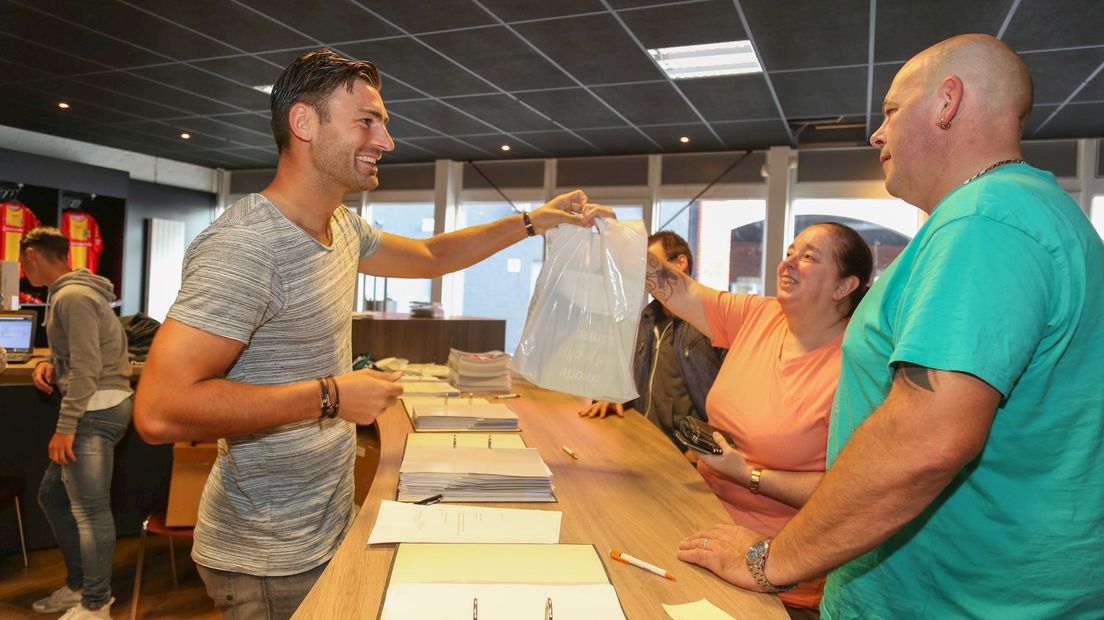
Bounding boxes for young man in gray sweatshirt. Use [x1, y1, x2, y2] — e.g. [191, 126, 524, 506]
[20, 226, 131, 620]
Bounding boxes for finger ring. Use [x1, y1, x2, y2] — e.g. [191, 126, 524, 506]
[699, 539, 709, 550]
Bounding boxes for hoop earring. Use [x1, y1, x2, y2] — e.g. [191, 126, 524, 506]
[937, 118, 951, 130]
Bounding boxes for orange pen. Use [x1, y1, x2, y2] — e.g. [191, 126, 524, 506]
[610, 549, 676, 580]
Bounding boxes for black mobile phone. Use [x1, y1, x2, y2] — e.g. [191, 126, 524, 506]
[675, 417, 736, 455]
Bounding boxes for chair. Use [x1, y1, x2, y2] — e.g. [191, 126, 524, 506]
[0, 476, 28, 568]
[129, 511, 194, 620]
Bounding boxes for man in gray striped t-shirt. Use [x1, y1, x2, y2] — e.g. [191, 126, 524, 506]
[134, 49, 612, 619]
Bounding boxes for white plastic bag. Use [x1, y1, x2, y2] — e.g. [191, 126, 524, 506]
[509, 218, 647, 401]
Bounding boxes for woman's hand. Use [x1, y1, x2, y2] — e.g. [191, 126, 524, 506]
[698, 431, 753, 487]
[579, 400, 624, 418]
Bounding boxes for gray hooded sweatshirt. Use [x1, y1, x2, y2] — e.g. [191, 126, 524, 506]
[46, 268, 132, 433]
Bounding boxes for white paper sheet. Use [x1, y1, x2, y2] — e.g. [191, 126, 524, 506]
[663, 598, 739, 620]
[367, 500, 561, 544]
[381, 583, 626, 620]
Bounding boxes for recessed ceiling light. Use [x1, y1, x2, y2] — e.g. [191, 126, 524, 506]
[501, 145, 511, 151]
[180, 132, 192, 139]
[57, 102, 70, 109]
[680, 136, 690, 143]
[647, 40, 763, 79]
[253, 84, 274, 94]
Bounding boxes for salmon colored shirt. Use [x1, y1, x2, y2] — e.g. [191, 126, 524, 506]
[699, 291, 842, 609]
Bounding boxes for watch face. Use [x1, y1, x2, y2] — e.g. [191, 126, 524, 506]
[747, 540, 767, 564]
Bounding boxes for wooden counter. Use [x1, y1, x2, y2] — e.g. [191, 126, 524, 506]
[351, 312, 506, 364]
[1, 347, 143, 385]
[294, 381, 787, 620]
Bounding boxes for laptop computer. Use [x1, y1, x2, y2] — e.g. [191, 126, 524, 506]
[0, 310, 38, 364]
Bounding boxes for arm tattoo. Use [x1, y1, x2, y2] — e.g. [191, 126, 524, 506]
[897, 363, 936, 392]
[644, 255, 686, 302]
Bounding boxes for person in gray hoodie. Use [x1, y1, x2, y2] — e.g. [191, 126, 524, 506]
[19, 226, 131, 620]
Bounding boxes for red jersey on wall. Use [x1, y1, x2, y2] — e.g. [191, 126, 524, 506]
[61, 210, 104, 273]
[1, 201, 42, 277]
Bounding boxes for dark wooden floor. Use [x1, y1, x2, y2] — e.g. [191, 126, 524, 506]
[0, 534, 220, 619]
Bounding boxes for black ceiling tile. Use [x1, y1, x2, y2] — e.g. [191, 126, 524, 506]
[419, 27, 576, 91]
[337, 38, 489, 98]
[572, 127, 657, 153]
[773, 66, 868, 119]
[0, 59, 44, 84]
[1031, 102, 1104, 139]
[742, 0, 869, 70]
[168, 117, 275, 148]
[212, 112, 275, 136]
[517, 88, 630, 129]
[1023, 104, 1059, 137]
[677, 74, 780, 120]
[23, 0, 242, 61]
[591, 82, 699, 125]
[437, 95, 560, 132]
[400, 136, 495, 161]
[869, 63, 904, 112]
[122, 0, 315, 53]
[353, 0, 497, 33]
[118, 122, 230, 150]
[388, 100, 497, 135]
[480, 0, 604, 21]
[42, 78, 181, 120]
[617, 0, 746, 50]
[874, 1, 1009, 63]
[1003, 0, 1104, 51]
[1074, 66, 1104, 103]
[233, 0, 401, 43]
[1021, 48, 1104, 106]
[513, 14, 664, 84]
[0, 4, 164, 68]
[638, 123, 725, 150]
[711, 119, 794, 150]
[0, 36, 103, 78]
[795, 115, 871, 146]
[4, 84, 138, 125]
[383, 114, 445, 140]
[462, 134, 546, 159]
[75, 73, 241, 116]
[129, 64, 271, 110]
[606, 0, 691, 8]
[189, 56, 285, 89]
[513, 130, 602, 156]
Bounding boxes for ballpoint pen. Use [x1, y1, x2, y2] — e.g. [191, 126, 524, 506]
[493, 393, 521, 400]
[414, 494, 443, 505]
[610, 549, 676, 580]
[561, 445, 579, 460]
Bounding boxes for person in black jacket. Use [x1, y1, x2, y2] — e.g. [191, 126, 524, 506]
[581, 231, 724, 459]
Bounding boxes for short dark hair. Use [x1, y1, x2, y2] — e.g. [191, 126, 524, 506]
[809, 222, 874, 316]
[270, 49, 382, 153]
[20, 226, 69, 262]
[648, 231, 694, 276]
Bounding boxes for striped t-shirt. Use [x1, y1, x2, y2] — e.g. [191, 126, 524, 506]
[167, 193, 381, 576]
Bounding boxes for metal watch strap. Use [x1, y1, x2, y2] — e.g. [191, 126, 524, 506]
[746, 539, 797, 594]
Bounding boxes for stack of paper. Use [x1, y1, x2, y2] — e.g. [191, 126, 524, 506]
[367, 500, 561, 544]
[380, 543, 627, 620]
[398, 441, 554, 503]
[411, 401, 519, 432]
[448, 348, 511, 393]
[399, 377, 460, 397]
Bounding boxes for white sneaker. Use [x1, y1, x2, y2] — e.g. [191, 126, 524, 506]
[31, 585, 82, 613]
[58, 596, 114, 620]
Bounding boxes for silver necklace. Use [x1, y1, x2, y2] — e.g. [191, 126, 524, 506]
[962, 159, 1026, 185]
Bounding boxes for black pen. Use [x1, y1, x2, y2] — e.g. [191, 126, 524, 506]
[414, 494, 443, 505]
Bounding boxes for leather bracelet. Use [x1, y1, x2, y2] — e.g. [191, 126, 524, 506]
[749, 468, 763, 494]
[521, 211, 536, 237]
[327, 374, 340, 418]
[318, 377, 336, 419]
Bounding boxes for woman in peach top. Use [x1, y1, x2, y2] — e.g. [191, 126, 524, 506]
[646, 222, 872, 618]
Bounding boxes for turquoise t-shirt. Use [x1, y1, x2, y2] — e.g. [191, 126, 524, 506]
[822, 164, 1104, 619]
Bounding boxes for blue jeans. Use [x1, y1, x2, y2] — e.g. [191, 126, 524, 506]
[197, 562, 328, 620]
[38, 398, 132, 609]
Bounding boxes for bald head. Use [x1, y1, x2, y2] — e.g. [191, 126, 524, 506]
[907, 34, 1034, 130]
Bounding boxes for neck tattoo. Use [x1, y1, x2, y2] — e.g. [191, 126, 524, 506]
[962, 159, 1026, 185]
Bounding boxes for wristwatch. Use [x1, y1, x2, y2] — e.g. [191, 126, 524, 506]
[746, 539, 797, 593]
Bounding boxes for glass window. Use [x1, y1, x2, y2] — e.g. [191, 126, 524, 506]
[361, 202, 434, 313]
[658, 199, 767, 294]
[791, 199, 922, 278]
[451, 201, 542, 353]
